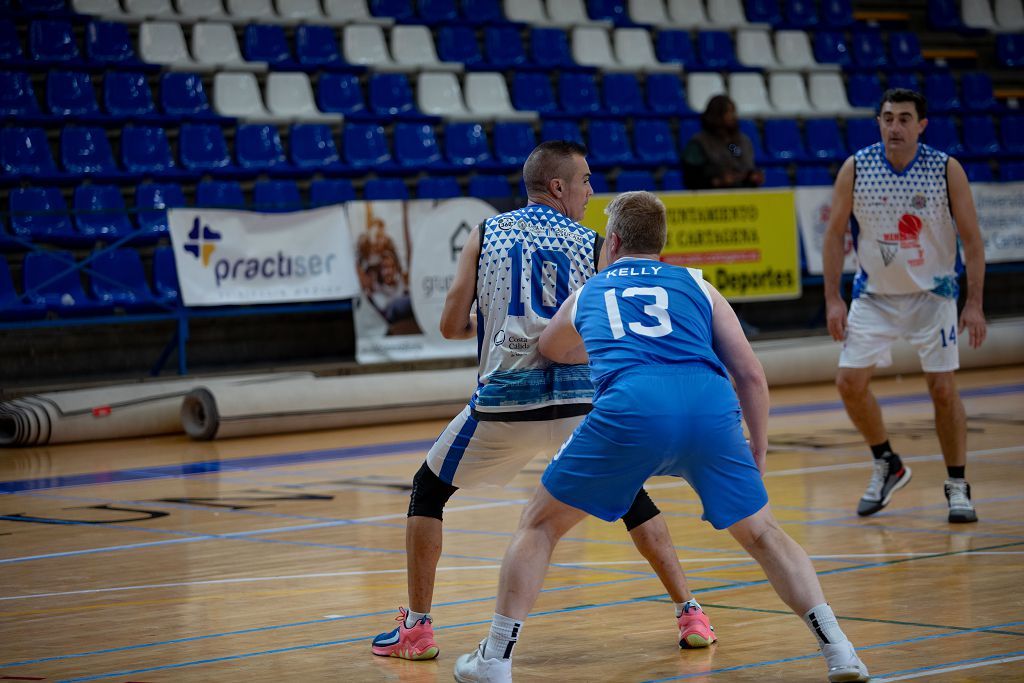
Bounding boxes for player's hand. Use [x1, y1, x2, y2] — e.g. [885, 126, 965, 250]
[959, 301, 987, 349]
[825, 298, 848, 342]
[748, 439, 767, 476]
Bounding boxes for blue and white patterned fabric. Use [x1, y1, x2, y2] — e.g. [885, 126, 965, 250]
[851, 142, 960, 299]
[472, 204, 599, 415]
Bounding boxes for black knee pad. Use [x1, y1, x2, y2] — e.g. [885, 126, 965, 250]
[621, 488, 661, 531]
[408, 462, 458, 520]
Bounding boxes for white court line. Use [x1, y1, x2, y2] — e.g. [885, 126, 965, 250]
[874, 654, 1024, 681]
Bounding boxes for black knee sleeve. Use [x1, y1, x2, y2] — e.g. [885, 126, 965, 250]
[408, 462, 458, 520]
[621, 488, 661, 531]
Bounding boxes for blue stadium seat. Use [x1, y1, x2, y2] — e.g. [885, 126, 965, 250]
[369, 73, 416, 117]
[1000, 161, 1024, 181]
[762, 166, 792, 187]
[370, 0, 414, 20]
[588, 0, 628, 24]
[615, 170, 656, 192]
[344, 122, 392, 169]
[923, 116, 963, 156]
[888, 32, 923, 70]
[363, 178, 409, 200]
[136, 182, 185, 239]
[678, 117, 702, 150]
[924, 72, 960, 113]
[587, 120, 633, 167]
[48, 71, 99, 117]
[821, 0, 854, 27]
[512, 72, 557, 114]
[460, 0, 503, 24]
[928, 0, 967, 31]
[317, 72, 367, 118]
[559, 72, 601, 115]
[655, 30, 698, 69]
[698, 31, 740, 70]
[196, 180, 245, 208]
[661, 169, 684, 191]
[253, 179, 302, 212]
[74, 185, 134, 241]
[296, 25, 342, 67]
[962, 162, 993, 182]
[0, 19, 23, 62]
[851, 30, 886, 69]
[738, 120, 766, 163]
[603, 73, 646, 115]
[0, 258, 47, 320]
[161, 73, 214, 118]
[960, 73, 997, 112]
[530, 28, 574, 68]
[23, 250, 109, 314]
[419, 0, 459, 22]
[104, 72, 157, 118]
[804, 119, 845, 161]
[745, 0, 782, 24]
[22, 0, 67, 11]
[996, 34, 1024, 68]
[445, 122, 492, 167]
[795, 165, 833, 185]
[86, 21, 139, 65]
[89, 248, 158, 310]
[847, 73, 883, 109]
[62, 126, 119, 175]
[310, 178, 355, 206]
[290, 123, 343, 170]
[486, 25, 527, 68]
[813, 31, 850, 67]
[783, 0, 819, 28]
[468, 174, 511, 199]
[152, 245, 179, 305]
[121, 125, 176, 173]
[244, 24, 294, 67]
[887, 72, 919, 91]
[437, 26, 483, 67]
[763, 119, 807, 162]
[1001, 114, 1024, 155]
[393, 122, 444, 168]
[633, 119, 678, 165]
[9, 187, 79, 244]
[30, 20, 81, 63]
[541, 119, 584, 145]
[493, 121, 536, 166]
[417, 176, 461, 199]
[0, 71, 41, 117]
[645, 73, 690, 115]
[236, 124, 289, 171]
[179, 124, 232, 171]
[962, 115, 999, 156]
[845, 118, 878, 151]
[588, 170, 609, 193]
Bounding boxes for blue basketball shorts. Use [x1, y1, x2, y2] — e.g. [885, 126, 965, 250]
[541, 365, 769, 530]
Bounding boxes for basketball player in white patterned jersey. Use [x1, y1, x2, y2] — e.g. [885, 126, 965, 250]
[370, 142, 714, 661]
[823, 89, 987, 523]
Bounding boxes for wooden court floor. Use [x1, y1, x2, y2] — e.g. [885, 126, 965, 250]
[1, 366, 1023, 682]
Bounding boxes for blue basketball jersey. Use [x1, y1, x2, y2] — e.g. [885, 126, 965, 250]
[571, 258, 727, 394]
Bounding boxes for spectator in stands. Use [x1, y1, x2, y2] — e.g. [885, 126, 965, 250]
[682, 95, 765, 190]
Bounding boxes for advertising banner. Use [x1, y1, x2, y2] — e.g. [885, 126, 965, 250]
[971, 181, 1024, 262]
[794, 186, 858, 275]
[167, 206, 360, 306]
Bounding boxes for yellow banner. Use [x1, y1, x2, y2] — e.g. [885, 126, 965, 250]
[583, 189, 801, 301]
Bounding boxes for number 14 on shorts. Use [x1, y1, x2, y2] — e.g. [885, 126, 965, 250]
[940, 324, 957, 347]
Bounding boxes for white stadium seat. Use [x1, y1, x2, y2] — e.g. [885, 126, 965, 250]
[729, 72, 774, 116]
[266, 72, 340, 121]
[687, 72, 726, 112]
[139, 20, 198, 67]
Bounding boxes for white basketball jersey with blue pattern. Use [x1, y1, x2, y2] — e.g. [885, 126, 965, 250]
[851, 142, 960, 299]
[473, 204, 598, 415]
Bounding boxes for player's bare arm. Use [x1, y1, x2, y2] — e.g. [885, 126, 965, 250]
[823, 156, 856, 343]
[538, 290, 589, 365]
[438, 225, 481, 340]
[947, 157, 987, 349]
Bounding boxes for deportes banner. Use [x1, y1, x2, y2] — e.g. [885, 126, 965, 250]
[168, 206, 359, 306]
[348, 198, 497, 364]
[794, 186, 858, 275]
[583, 189, 801, 301]
[971, 181, 1024, 262]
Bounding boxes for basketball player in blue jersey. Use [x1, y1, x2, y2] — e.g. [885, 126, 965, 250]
[823, 89, 987, 523]
[455, 191, 869, 683]
[371, 143, 715, 661]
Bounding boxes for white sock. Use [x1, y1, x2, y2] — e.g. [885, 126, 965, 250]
[803, 603, 848, 647]
[404, 610, 428, 628]
[484, 612, 523, 660]
[675, 598, 701, 618]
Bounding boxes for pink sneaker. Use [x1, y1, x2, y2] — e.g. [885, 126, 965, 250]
[678, 604, 716, 649]
[371, 607, 440, 660]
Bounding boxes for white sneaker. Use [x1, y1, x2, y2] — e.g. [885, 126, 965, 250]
[453, 640, 512, 683]
[945, 479, 978, 523]
[822, 641, 869, 682]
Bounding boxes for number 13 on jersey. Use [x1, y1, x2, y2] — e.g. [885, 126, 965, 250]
[604, 287, 673, 339]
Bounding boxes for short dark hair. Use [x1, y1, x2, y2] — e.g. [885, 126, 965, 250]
[878, 89, 927, 119]
[605, 191, 667, 255]
[523, 140, 588, 197]
[701, 94, 736, 132]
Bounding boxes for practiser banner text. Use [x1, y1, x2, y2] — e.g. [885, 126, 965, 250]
[583, 189, 801, 301]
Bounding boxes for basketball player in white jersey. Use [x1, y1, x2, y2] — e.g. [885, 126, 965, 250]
[823, 89, 987, 523]
[371, 142, 714, 661]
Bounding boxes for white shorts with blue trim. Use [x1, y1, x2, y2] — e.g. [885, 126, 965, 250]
[840, 292, 959, 373]
[425, 405, 584, 488]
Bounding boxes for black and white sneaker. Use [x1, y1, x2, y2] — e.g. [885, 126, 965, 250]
[945, 479, 978, 523]
[857, 456, 912, 516]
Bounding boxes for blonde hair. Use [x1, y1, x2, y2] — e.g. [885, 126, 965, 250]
[605, 191, 667, 255]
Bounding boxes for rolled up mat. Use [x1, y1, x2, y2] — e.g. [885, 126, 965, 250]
[181, 367, 478, 440]
[0, 373, 312, 447]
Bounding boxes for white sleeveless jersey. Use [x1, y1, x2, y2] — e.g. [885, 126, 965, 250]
[472, 204, 600, 416]
[851, 142, 960, 299]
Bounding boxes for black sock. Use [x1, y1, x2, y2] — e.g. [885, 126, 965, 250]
[870, 441, 893, 459]
[947, 465, 965, 480]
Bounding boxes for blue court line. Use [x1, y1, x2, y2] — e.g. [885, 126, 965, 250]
[870, 649, 1024, 681]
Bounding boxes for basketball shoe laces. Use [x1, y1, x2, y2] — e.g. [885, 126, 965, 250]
[864, 459, 890, 501]
[946, 480, 972, 509]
